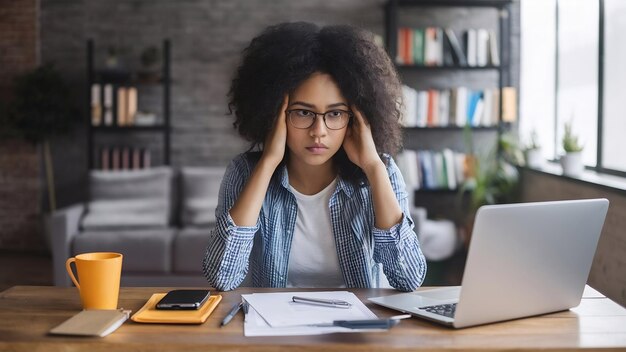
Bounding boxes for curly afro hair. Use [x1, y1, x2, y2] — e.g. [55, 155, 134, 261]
[228, 22, 403, 183]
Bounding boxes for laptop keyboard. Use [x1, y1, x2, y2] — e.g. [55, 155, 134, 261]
[419, 303, 457, 318]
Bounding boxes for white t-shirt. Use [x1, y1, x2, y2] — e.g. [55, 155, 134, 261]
[287, 178, 344, 288]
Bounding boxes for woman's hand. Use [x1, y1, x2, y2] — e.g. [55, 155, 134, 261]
[342, 105, 383, 174]
[261, 95, 289, 168]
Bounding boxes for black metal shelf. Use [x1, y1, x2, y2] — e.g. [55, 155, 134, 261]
[394, 0, 512, 8]
[415, 188, 466, 194]
[404, 126, 499, 131]
[90, 125, 168, 133]
[92, 68, 166, 86]
[397, 65, 501, 71]
[86, 39, 171, 169]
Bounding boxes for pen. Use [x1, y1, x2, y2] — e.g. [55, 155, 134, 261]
[220, 302, 243, 327]
[313, 315, 411, 330]
[332, 318, 400, 329]
[292, 296, 352, 309]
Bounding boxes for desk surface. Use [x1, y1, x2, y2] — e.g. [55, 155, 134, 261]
[1, 285, 625, 351]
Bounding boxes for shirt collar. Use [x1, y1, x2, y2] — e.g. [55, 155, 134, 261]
[278, 163, 357, 198]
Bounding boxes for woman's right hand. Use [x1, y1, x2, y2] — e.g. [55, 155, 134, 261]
[261, 95, 289, 168]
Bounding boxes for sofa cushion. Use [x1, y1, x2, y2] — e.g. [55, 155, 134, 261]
[180, 167, 225, 227]
[72, 228, 176, 273]
[81, 167, 173, 230]
[173, 227, 213, 273]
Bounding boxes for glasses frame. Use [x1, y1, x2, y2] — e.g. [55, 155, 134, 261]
[285, 109, 353, 130]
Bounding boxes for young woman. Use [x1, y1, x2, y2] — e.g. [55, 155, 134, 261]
[203, 22, 427, 292]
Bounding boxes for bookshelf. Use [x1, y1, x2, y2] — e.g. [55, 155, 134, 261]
[86, 39, 171, 170]
[386, 0, 514, 285]
[385, 0, 513, 190]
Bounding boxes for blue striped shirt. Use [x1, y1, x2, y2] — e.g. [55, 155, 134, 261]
[202, 152, 427, 292]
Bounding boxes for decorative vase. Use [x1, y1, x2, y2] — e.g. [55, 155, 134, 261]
[525, 148, 543, 169]
[560, 151, 584, 177]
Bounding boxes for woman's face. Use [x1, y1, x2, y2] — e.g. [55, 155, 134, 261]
[286, 72, 350, 168]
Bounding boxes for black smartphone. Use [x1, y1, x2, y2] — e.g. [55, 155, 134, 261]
[155, 289, 211, 310]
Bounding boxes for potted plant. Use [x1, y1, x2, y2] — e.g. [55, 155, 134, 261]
[7, 63, 80, 212]
[458, 129, 520, 248]
[560, 121, 584, 177]
[524, 130, 543, 168]
[138, 45, 161, 83]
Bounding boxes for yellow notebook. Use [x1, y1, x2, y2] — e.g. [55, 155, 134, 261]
[131, 293, 222, 324]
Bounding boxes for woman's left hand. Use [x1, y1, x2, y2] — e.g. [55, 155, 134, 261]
[343, 105, 383, 174]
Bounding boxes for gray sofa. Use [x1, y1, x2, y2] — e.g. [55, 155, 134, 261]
[49, 166, 225, 287]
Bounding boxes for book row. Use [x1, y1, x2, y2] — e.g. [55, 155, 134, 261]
[98, 146, 152, 171]
[396, 149, 474, 191]
[401, 86, 517, 128]
[91, 84, 158, 127]
[396, 27, 499, 67]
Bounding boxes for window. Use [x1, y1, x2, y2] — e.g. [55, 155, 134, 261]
[602, 0, 626, 173]
[520, 0, 626, 176]
[520, 0, 556, 159]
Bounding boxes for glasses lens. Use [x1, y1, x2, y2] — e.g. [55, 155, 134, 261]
[288, 110, 315, 129]
[324, 111, 350, 130]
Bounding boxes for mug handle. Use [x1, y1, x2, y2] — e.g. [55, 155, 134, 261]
[65, 257, 80, 290]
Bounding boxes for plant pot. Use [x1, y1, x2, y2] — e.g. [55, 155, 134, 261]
[525, 148, 543, 168]
[560, 151, 584, 177]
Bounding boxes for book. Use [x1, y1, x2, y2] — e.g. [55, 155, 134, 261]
[427, 90, 439, 127]
[404, 28, 414, 65]
[100, 147, 109, 171]
[444, 28, 467, 66]
[464, 29, 477, 67]
[441, 30, 455, 66]
[111, 147, 120, 170]
[127, 87, 138, 125]
[502, 87, 517, 123]
[103, 84, 114, 125]
[117, 87, 127, 126]
[455, 87, 468, 127]
[476, 29, 490, 67]
[132, 148, 141, 170]
[413, 28, 425, 65]
[416, 91, 429, 127]
[91, 84, 102, 126]
[424, 27, 438, 66]
[49, 309, 130, 337]
[489, 30, 500, 66]
[438, 89, 450, 126]
[396, 28, 405, 65]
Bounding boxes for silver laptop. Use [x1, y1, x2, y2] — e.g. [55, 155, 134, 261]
[369, 198, 609, 328]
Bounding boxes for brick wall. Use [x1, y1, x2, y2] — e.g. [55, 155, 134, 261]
[0, 0, 38, 101]
[0, 0, 44, 251]
[0, 141, 42, 251]
[520, 169, 626, 308]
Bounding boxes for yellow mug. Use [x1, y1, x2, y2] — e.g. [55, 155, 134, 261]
[65, 252, 123, 309]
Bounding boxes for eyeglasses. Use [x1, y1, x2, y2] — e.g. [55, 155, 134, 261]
[285, 109, 352, 130]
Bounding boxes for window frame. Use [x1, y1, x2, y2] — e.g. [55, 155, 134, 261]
[552, 0, 626, 178]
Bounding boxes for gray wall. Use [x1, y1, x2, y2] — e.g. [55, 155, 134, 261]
[520, 169, 626, 308]
[40, 0, 520, 208]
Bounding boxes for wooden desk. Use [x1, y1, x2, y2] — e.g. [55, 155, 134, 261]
[1, 286, 625, 351]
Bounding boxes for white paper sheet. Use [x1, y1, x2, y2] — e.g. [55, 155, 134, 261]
[241, 291, 380, 336]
